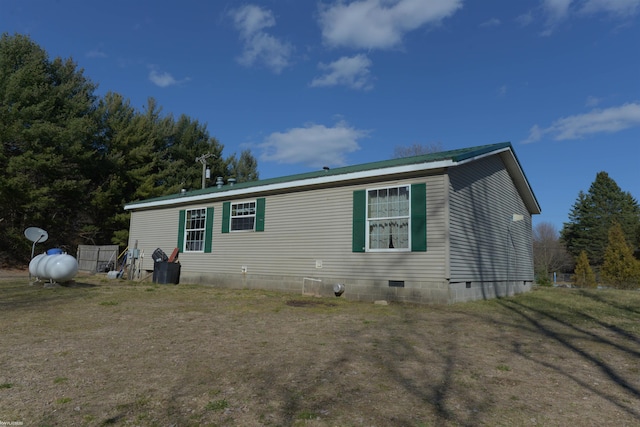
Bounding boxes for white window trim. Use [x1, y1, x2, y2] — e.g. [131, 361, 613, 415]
[230, 200, 257, 232]
[184, 207, 207, 253]
[365, 185, 411, 253]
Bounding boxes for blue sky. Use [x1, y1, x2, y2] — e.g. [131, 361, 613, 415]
[1, 0, 639, 230]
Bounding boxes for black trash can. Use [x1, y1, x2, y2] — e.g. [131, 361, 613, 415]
[153, 261, 181, 284]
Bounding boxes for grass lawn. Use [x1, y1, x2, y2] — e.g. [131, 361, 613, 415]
[1, 274, 639, 426]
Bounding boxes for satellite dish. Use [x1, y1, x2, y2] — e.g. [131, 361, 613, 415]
[24, 227, 49, 243]
[25, 227, 49, 284]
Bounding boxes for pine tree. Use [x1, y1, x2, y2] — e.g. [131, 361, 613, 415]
[228, 149, 259, 183]
[0, 33, 97, 262]
[0, 34, 258, 263]
[561, 171, 640, 266]
[601, 222, 640, 289]
[572, 250, 596, 288]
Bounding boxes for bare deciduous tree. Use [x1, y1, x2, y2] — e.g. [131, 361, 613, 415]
[393, 142, 443, 158]
[533, 221, 572, 283]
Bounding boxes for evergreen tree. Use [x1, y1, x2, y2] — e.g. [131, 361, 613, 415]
[0, 34, 261, 263]
[561, 171, 640, 266]
[87, 92, 147, 246]
[601, 222, 640, 289]
[0, 33, 97, 262]
[227, 149, 260, 183]
[572, 250, 596, 288]
[90, 96, 238, 247]
[160, 113, 226, 191]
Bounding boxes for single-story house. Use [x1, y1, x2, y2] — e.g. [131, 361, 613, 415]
[124, 142, 541, 304]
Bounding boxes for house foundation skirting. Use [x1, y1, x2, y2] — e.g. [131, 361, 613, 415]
[177, 271, 454, 304]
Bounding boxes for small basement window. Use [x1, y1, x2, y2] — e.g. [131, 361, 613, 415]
[389, 280, 405, 288]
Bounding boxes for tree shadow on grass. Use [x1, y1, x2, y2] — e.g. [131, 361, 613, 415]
[494, 295, 640, 419]
[375, 310, 494, 427]
[155, 305, 490, 427]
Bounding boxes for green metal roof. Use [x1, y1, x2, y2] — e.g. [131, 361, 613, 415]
[124, 141, 539, 212]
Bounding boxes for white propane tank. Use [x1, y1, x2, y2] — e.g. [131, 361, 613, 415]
[29, 252, 78, 282]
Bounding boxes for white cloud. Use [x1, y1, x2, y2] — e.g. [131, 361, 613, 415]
[543, 0, 574, 22]
[259, 121, 368, 168]
[585, 96, 601, 107]
[523, 103, 640, 143]
[498, 85, 507, 96]
[516, 11, 535, 26]
[148, 68, 189, 87]
[318, 0, 463, 50]
[149, 69, 177, 87]
[310, 54, 374, 90]
[579, 0, 640, 16]
[230, 5, 293, 74]
[86, 49, 107, 59]
[480, 18, 501, 28]
[231, 4, 276, 38]
[540, 0, 573, 35]
[538, 0, 640, 34]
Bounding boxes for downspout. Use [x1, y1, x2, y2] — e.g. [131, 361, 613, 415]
[444, 173, 452, 298]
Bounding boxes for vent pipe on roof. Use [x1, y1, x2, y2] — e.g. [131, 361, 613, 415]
[215, 177, 224, 188]
[228, 178, 236, 186]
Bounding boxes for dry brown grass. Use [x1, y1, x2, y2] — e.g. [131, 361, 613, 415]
[1, 273, 639, 426]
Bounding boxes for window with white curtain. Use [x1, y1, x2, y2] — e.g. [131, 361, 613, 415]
[367, 185, 410, 250]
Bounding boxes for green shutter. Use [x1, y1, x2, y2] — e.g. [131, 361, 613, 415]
[411, 183, 427, 252]
[204, 207, 214, 253]
[352, 190, 366, 252]
[255, 198, 266, 232]
[222, 202, 230, 233]
[177, 210, 186, 252]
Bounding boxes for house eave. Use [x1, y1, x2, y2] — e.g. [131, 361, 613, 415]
[124, 158, 458, 211]
[124, 142, 541, 215]
[451, 146, 541, 215]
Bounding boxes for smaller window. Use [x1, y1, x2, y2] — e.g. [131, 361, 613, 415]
[231, 201, 256, 231]
[185, 208, 207, 252]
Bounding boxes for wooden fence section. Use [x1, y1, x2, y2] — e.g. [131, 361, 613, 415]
[77, 245, 120, 273]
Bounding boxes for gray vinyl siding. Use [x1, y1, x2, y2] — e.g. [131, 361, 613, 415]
[128, 205, 184, 268]
[448, 155, 534, 287]
[128, 174, 448, 301]
[126, 144, 538, 303]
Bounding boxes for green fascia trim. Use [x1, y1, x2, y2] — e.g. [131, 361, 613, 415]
[450, 141, 511, 162]
[126, 142, 513, 208]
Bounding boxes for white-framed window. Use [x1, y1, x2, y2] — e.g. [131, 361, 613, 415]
[185, 208, 207, 251]
[367, 185, 410, 251]
[231, 201, 256, 231]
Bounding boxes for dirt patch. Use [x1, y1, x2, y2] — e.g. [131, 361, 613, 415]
[0, 279, 639, 426]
